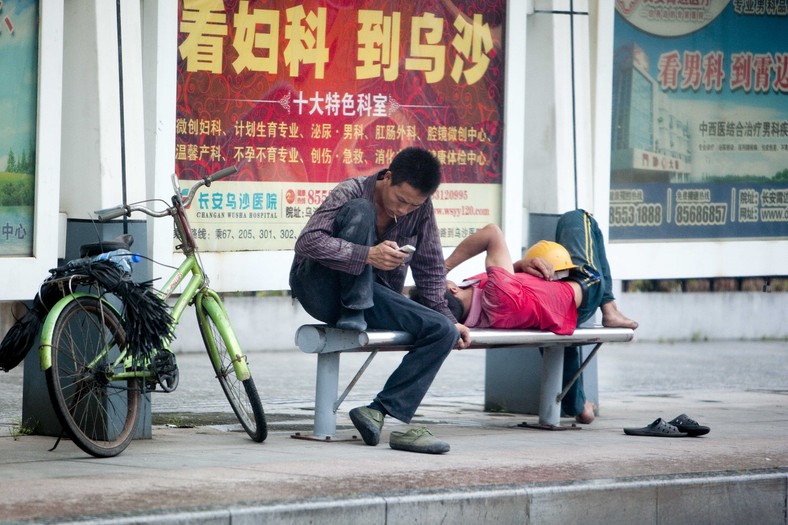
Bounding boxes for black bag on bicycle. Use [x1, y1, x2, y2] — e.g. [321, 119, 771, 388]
[2, 234, 136, 372]
[1, 237, 173, 371]
[0, 283, 64, 372]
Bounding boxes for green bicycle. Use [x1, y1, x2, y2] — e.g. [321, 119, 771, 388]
[37, 166, 267, 457]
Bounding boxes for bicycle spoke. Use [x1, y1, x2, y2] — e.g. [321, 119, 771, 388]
[198, 299, 266, 442]
[46, 297, 140, 457]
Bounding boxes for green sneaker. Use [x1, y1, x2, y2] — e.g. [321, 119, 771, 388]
[349, 406, 384, 446]
[389, 427, 450, 454]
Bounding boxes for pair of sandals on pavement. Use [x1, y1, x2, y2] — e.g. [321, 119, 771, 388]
[624, 413, 710, 437]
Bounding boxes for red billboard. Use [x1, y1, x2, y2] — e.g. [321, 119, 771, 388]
[177, 0, 506, 250]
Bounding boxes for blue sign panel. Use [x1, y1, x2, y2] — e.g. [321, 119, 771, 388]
[610, 1, 788, 241]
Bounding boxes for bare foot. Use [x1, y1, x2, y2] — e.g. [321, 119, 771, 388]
[601, 301, 639, 329]
[576, 400, 596, 424]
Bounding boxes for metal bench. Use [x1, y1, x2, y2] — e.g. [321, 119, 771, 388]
[294, 324, 635, 440]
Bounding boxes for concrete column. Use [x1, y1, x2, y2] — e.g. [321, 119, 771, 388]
[523, 6, 594, 220]
[60, 0, 146, 219]
[24, 0, 152, 440]
[142, 0, 180, 278]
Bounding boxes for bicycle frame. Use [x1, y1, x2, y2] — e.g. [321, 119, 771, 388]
[35, 165, 265, 455]
[37, 253, 251, 383]
[158, 255, 252, 382]
[38, 165, 251, 381]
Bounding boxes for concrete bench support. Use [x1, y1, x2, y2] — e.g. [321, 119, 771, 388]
[295, 325, 634, 440]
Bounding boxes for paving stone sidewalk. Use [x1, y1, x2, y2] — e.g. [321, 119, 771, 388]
[1, 341, 787, 524]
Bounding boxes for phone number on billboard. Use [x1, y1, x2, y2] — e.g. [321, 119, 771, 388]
[674, 203, 727, 226]
[610, 204, 663, 227]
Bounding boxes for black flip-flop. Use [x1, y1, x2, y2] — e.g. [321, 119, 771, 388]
[624, 418, 687, 437]
[668, 414, 710, 437]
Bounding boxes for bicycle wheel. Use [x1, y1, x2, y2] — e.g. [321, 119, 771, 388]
[45, 296, 140, 457]
[197, 299, 267, 442]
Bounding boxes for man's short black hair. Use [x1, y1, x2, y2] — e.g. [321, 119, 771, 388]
[408, 287, 465, 323]
[389, 147, 441, 196]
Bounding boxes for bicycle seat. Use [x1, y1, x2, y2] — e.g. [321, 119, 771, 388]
[79, 233, 134, 257]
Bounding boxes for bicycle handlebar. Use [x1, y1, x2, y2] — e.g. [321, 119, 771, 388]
[94, 165, 239, 222]
[205, 165, 238, 184]
[181, 165, 238, 208]
[94, 205, 129, 221]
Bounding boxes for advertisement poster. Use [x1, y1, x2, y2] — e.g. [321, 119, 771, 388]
[176, 0, 505, 251]
[0, 0, 37, 256]
[610, 0, 788, 241]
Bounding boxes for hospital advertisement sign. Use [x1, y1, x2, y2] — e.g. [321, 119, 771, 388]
[176, 0, 505, 251]
[610, 0, 788, 241]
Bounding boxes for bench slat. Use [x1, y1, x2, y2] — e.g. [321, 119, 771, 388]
[296, 324, 634, 354]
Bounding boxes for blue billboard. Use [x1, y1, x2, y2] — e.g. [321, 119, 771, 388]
[610, 0, 788, 241]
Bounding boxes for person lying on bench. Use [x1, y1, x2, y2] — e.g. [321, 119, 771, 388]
[290, 147, 470, 454]
[422, 210, 637, 424]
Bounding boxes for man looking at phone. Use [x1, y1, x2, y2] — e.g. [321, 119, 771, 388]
[290, 147, 470, 454]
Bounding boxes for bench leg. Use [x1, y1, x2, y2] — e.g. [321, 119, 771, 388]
[313, 353, 340, 438]
[538, 345, 564, 427]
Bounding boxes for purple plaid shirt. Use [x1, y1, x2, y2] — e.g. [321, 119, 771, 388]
[292, 171, 456, 322]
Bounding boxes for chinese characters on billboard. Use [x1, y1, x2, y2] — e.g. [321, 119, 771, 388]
[176, 0, 506, 251]
[610, 0, 788, 241]
[0, 1, 37, 256]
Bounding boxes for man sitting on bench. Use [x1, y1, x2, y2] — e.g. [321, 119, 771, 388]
[290, 147, 470, 455]
[427, 210, 638, 424]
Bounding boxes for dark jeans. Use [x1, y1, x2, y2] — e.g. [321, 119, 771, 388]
[555, 209, 614, 416]
[290, 199, 459, 423]
[290, 199, 376, 321]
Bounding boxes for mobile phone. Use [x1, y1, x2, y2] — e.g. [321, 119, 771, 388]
[398, 244, 416, 254]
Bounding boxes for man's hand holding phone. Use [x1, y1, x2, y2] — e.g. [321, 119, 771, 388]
[367, 241, 409, 270]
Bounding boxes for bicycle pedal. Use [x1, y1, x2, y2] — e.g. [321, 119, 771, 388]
[153, 351, 179, 393]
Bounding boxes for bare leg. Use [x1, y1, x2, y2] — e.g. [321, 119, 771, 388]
[601, 300, 639, 329]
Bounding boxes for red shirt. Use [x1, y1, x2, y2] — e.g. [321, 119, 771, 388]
[463, 266, 577, 335]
